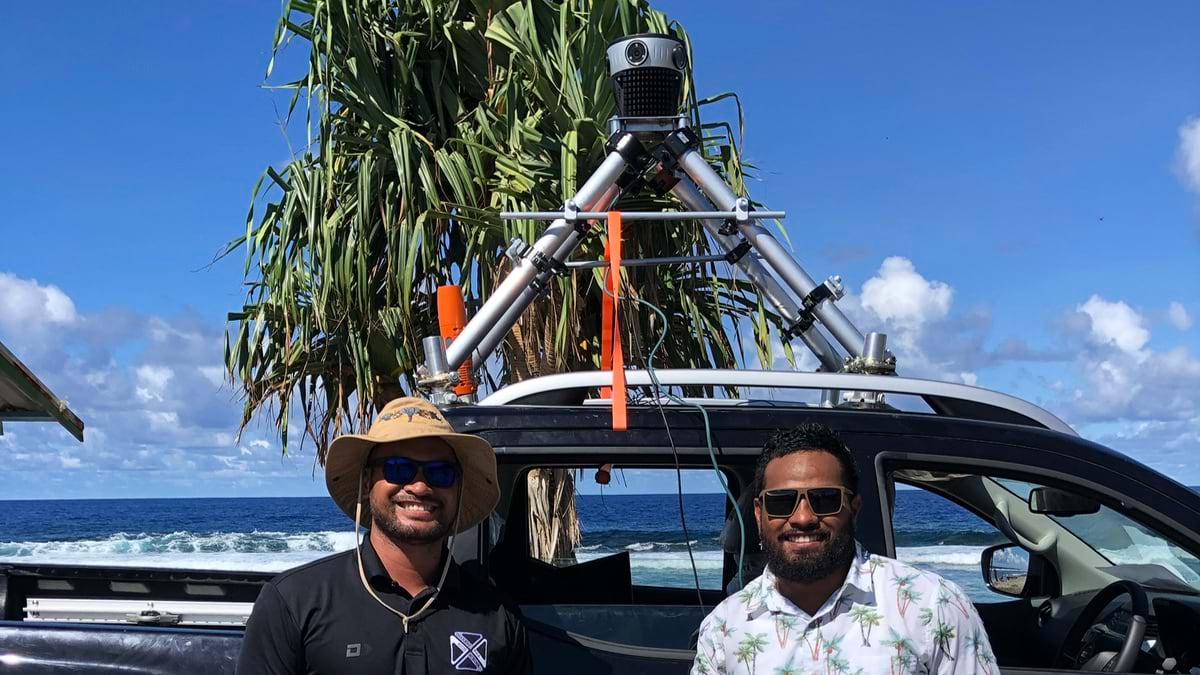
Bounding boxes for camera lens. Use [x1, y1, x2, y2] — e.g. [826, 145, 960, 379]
[625, 40, 648, 66]
[672, 44, 687, 71]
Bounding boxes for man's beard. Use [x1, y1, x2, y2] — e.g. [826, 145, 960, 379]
[763, 520, 856, 583]
[370, 492, 451, 543]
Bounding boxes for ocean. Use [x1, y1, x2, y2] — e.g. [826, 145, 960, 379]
[0, 492, 1006, 601]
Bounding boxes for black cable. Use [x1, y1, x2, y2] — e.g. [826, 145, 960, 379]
[620, 282, 747, 592]
[601, 270, 704, 607]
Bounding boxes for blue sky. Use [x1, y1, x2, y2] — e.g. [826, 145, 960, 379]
[1, 2, 1198, 498]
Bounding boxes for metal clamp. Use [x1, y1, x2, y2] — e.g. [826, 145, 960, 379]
[563, 201, 581, 224]
[783, 277, 845, 339]
[651, 145, 681, 181]
[734, 198, 751, 224]
[724, 240, 753, 264]
[506, 239, 566, 277]
[504, 238, 530, 265]
[843, 332, 896, 376]
[718, 199, 753, 235]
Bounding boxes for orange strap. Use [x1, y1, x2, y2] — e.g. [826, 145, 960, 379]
[599, 238, 614, 398]
[608, 211, 627, 431]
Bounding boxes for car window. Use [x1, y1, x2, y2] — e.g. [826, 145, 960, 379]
[525, 467, 729, 590]
[995, 479, 1200, 591]
[890, 479, 1013, 603]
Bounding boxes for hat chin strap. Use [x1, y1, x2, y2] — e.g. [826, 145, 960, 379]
[353, 473, 463, 633]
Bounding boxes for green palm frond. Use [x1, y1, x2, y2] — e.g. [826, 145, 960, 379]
[224, 0, 787, 458]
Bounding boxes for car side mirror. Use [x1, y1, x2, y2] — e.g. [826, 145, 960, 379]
[1028, 487, 1100, 516]
[981, 543, 1031, 597]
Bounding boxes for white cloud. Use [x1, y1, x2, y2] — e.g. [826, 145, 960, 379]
[1061, 296, 1200, 425]
[198, 366, 225, 387]
[1177, 117, 1200, 193]
[860, 257, 953, 334]
[59, 455, 82, 469]
[837, 256, 972, 382]
[135, 365, 175, 403]
[145, 411, 180, 432]
[1077, 295, 1150, 356]
[1168, 302, 1193, 331]
[0, 272, 77, 335]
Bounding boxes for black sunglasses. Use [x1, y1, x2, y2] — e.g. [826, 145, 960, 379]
[757, 486, 851, 518]
[366, 457, 460, 489]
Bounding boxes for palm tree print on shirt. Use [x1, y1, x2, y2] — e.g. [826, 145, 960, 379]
[738, 583, 764, 609]
[862, 555, 886, 577]
[966, 628, 996, 675]
[882, 627, 917, 675]
[821, 632, 847, 675]
[939, 580, 974, 620]
[688, 551, 997, 675]
[931, 622, 957, 662]
[803, 624, 825, 661]
[773, 614, 800, 647]
[848, 604, 882, 646]
[827, 653, 852, 675]
[893, 573, 922, 617]
[735, 632, 769, 673]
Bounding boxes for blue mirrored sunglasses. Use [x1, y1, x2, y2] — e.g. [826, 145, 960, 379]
[366, 457, 460, 489]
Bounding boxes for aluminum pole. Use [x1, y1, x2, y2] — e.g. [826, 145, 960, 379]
[466, 186, 621, 370]
[446, 137, 637, 371]
[669, 177, 844, 372]
[674, 149, 867, 358]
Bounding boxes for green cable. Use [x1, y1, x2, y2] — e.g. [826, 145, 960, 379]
[626, 294, 747, 591]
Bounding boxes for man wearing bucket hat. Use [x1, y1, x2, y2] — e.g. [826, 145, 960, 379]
[238, 397, 532, 674]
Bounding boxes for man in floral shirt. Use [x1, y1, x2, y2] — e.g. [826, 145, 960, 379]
[692, 424, 997, 674]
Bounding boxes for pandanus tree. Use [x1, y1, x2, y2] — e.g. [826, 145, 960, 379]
[224, 0, 786, 562]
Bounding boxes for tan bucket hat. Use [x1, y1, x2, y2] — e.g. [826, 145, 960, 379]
[325, 397, 499, 534]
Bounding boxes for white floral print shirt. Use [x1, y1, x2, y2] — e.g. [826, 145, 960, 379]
[691, 546, 998, 675]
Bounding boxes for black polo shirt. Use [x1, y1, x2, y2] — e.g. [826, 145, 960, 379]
[237, 538, 532, 674]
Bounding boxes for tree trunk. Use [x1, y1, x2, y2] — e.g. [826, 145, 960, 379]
[510, 309, 580, 565]
[526, 468, 580, 564]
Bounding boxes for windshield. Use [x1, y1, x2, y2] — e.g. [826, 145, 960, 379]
[995, 479, 1200, 591]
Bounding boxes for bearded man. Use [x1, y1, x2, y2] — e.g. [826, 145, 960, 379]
[691, 423, 995, 674]
[238, 397, 532, 674]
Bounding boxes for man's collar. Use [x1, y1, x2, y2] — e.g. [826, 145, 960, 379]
[360, 533, 460, 596]
[751, 543, 874, 617]
[844, 543, 876, 594]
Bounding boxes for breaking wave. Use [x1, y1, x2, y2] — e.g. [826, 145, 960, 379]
[897, 545, 986, 567]
[0, 531, 360, 572]
[0, 532, 990, 572]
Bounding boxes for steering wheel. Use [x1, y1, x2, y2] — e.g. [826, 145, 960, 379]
[1055, 580, 1150, 672]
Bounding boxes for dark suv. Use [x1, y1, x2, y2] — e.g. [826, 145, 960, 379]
[2, 370, 1198, 673]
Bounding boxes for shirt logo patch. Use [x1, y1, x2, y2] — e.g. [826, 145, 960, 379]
[345, 643, 361, 658]
[449, 631, 487, 671]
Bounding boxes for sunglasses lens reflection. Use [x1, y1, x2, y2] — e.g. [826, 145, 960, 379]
[762, 488, 844, 517]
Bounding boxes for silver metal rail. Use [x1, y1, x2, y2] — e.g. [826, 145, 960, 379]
[477, 369, 1076, 436]
[501, 210, 786, 221]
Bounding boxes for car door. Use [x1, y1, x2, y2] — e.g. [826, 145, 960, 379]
[852, 424, 1200, 675]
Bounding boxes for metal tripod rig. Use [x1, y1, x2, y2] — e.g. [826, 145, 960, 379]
[418, 34, 894, 404]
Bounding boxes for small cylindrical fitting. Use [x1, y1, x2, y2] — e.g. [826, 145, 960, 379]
[863, 332, 889, 363]
[422, 336, 450, 376]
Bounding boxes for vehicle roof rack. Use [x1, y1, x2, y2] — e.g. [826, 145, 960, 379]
[478, 368, 1076, 436]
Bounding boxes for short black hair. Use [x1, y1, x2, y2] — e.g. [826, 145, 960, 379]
[754, 423, 860, 493]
